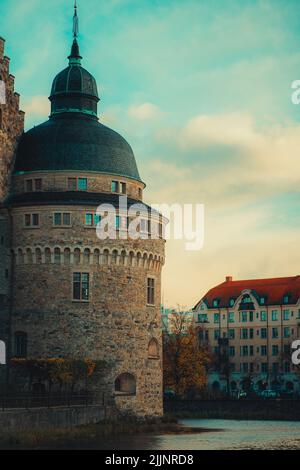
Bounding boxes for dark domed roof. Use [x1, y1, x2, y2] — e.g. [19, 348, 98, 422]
[51, 65, 99, 99]
[14, 114, 142, 182]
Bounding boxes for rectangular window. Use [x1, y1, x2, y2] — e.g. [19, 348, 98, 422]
[284, 327, 290, 338]
[272, 327, 279, 339]
[242, 363, 248, 373]
[34, 179, 42, 191]
[25, 214, 39, 227]
[249, 328, 254, 339]
[78, 178, 87, 191]
[249, 345, 254, 356]
[249, 311, 254, 322]
[260, 311, 267, 321]
[272, 310, 278, 321]
[229, 346, 235, 357]
[261, 328, 267, 339]
[111, 181, 119, 193]
[147, 278, 155, 305]
[214, 330, 220, 340]
[54, 213, 71, 226]
[241, 328, 248, 339]
[73, 273, 90, 301]
[120, 182, 126, 194]
[272, 362, 279, 373]
[214, 313, 220, 324]
[241, 346, 248, 357]
[228, 329, 235, 339]
[272, 345, 279, 356]
[283, 310, 290, 321]
[261, 345, 267, 356]
[229, 312, 235, 323]
[198, 314, 208, 323]
[26, 180, 33, 192]
[116, 216, 121, 230]
[54, 213, 62, 226]
[284, 362, 290, 373]
[214, 346, 220, 355]
[261, 363, 268, 373]
[85, 213, 93, 226]
[68, 178, 77, 191]
[14, 333, 27, 358]
[240, 312, 247, 322]
[284, 344, 290, 355]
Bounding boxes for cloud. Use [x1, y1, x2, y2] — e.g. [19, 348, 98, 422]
[128, 102, 161, 121]
[21, 95, 49, 116]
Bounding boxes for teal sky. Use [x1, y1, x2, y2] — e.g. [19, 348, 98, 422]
[1, 0, 300, 306]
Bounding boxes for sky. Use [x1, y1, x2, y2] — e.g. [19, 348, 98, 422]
[1, 0, 300, 307]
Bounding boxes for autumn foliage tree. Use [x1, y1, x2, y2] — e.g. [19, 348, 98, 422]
[163, 310, 210, 397]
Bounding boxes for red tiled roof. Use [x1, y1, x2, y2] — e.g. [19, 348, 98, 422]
[194, 275, 300, 309]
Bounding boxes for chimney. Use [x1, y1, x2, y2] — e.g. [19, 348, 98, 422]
[226, 276, 233, 282]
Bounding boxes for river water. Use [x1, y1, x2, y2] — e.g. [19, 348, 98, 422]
[98, 419, 300, 450]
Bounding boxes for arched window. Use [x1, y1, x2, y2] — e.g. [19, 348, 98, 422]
[54, 247, 61, 264]
[93, 249, 100, 265]
[26, 248, 33, 264]
[148, 338, 159, 359]
[74, 248, 81, 265]
[64, 248, 71, 265]
[115, 373, 136, 395]
[112, 249, 118, 264]
[17, 248, 24, 264]
[14, 332, 27, 358]
[35, 248, 42, 264]
[83, 248, 90, 265]
[0, 340, 6, 365]
[45, 247, 51, 263]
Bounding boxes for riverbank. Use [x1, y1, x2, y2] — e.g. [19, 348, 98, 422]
[0, 420, 213, 450]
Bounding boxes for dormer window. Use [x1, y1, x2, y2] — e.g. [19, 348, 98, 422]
[229, 298, 235, 307]
[213, 299, 219, 308]
[243, 295, 252, 304]
[260, 297, 265, 305]
[25, 179, 43, 192]
[283, 295, 290, 305]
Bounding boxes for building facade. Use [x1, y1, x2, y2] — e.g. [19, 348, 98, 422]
[0, 9, 165, 418]
[193, 276, 300, 395]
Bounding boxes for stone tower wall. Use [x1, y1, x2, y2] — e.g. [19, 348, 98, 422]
[0, 37, 24, 202]
[10, 204, 165, 418]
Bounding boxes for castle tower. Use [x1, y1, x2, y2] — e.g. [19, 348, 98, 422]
[0, 37, 24, 202]
[6, 6, 165, 417]
[0, 38, 24, 389]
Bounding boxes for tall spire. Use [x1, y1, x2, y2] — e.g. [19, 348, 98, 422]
[68, 1, 82, 65]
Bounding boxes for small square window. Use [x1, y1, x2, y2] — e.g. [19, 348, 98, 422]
[78, 178, 87, 191]
[68, 178, 77, 191]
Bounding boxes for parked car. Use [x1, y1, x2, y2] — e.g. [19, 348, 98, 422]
[261, 389, 279, 399]
[238, 390, 247, 399]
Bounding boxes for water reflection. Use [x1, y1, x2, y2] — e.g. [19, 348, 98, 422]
[96, 419, 300, 450]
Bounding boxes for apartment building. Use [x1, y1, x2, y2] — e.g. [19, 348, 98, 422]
[193, 276, 300, 395]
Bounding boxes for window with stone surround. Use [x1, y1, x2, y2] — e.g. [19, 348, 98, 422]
[14, 332, 27, 358]
[111, 180, 127, 194]
[25, 179, 43, 192]
[85, 213, 101, 227]
[147, 277, 155, 305]
[115, 373, 136, 395]
[73, 272, 89, 301]
[54, 212, 71, 227]
[24, 213, 40, 228]
[68, 177, 88, 191]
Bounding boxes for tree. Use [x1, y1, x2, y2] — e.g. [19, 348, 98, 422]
[163, 309, 210, 397]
